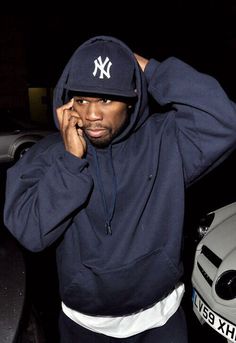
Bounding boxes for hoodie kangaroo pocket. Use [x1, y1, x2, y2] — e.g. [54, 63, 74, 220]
[62, 248, 183, 316]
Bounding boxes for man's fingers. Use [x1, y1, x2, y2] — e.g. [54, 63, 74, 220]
[77, 128, 86, 151]
[57, 98, 73, 116]
[61, 109, 71, 131]
[68, 115, 79, 127]
[77, 118, 83, 128]
[56, 99, 86, 158]
[57, 99, 75, 127]
[60, 98, 74, 111]
[77, 128, 84, 137]
[57, 104, 83, 131]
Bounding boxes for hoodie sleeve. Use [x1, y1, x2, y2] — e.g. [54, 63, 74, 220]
[144, 57, 236, 184]
[4, 136, 93, 252]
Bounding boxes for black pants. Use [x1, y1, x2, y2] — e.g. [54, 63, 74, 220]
[59, 307, 188, 343]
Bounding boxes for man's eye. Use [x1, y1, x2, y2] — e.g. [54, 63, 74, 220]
[75, 99, 86, 104]
[101, 99, 111, 104]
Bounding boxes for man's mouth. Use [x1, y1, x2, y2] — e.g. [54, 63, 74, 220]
[85, 128, 108, 138]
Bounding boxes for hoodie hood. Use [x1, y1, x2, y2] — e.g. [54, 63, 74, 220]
[53, 35, 149, 143]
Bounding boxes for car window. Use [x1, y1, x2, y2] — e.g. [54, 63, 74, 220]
[0, 114, 54, 132]
[0, 116, 23, 131]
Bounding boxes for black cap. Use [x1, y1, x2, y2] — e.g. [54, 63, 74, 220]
[64, 40, 137, 98]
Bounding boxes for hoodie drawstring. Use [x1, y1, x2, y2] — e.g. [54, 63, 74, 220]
[92, 146, 117, 235]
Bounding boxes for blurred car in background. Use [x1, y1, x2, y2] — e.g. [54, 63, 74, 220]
[0, 112, 55, 342]
[0, 113, 55, 163]
[192, 202, 236, 343]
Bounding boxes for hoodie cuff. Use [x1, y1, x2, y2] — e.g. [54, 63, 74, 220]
[59, 151, 89, 174]
[144, 58, 160, 84]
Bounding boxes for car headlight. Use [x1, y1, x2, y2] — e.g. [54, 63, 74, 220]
[215, 270, 236, 300]
[197, 212, 215, 238]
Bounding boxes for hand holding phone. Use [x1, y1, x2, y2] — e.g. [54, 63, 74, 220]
[56, 99, 86, 158]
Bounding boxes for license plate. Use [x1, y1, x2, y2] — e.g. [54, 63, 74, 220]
[192, 288, 236, 342]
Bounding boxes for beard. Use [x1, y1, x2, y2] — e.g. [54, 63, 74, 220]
[83, 117, 130, 148]
[84, 127, 113, 148]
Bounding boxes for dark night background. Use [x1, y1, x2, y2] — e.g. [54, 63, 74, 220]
[1, 3, 236, 342]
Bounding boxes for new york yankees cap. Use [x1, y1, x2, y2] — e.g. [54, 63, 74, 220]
[64, 40, 137, 98]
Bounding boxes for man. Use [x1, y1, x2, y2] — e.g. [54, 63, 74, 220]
[4, 35, 236, 342]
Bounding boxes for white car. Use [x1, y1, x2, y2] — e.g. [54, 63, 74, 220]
[0, 114, 54, 163]
[191, 202, 236, 343]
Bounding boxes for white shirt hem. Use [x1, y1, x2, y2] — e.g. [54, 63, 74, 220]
[62, 282, 185, 338]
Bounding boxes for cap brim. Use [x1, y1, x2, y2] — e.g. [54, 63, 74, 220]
[64, 84, 137, 98]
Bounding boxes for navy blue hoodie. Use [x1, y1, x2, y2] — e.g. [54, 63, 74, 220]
[4, 36, 236, 316]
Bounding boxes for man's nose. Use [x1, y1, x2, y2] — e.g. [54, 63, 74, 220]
[86, 103, 103, 121]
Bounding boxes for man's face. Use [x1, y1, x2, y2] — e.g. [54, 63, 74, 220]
[72, 95, 131, 148]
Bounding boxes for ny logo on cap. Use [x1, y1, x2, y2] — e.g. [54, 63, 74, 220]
[93, 56, 112, 79]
